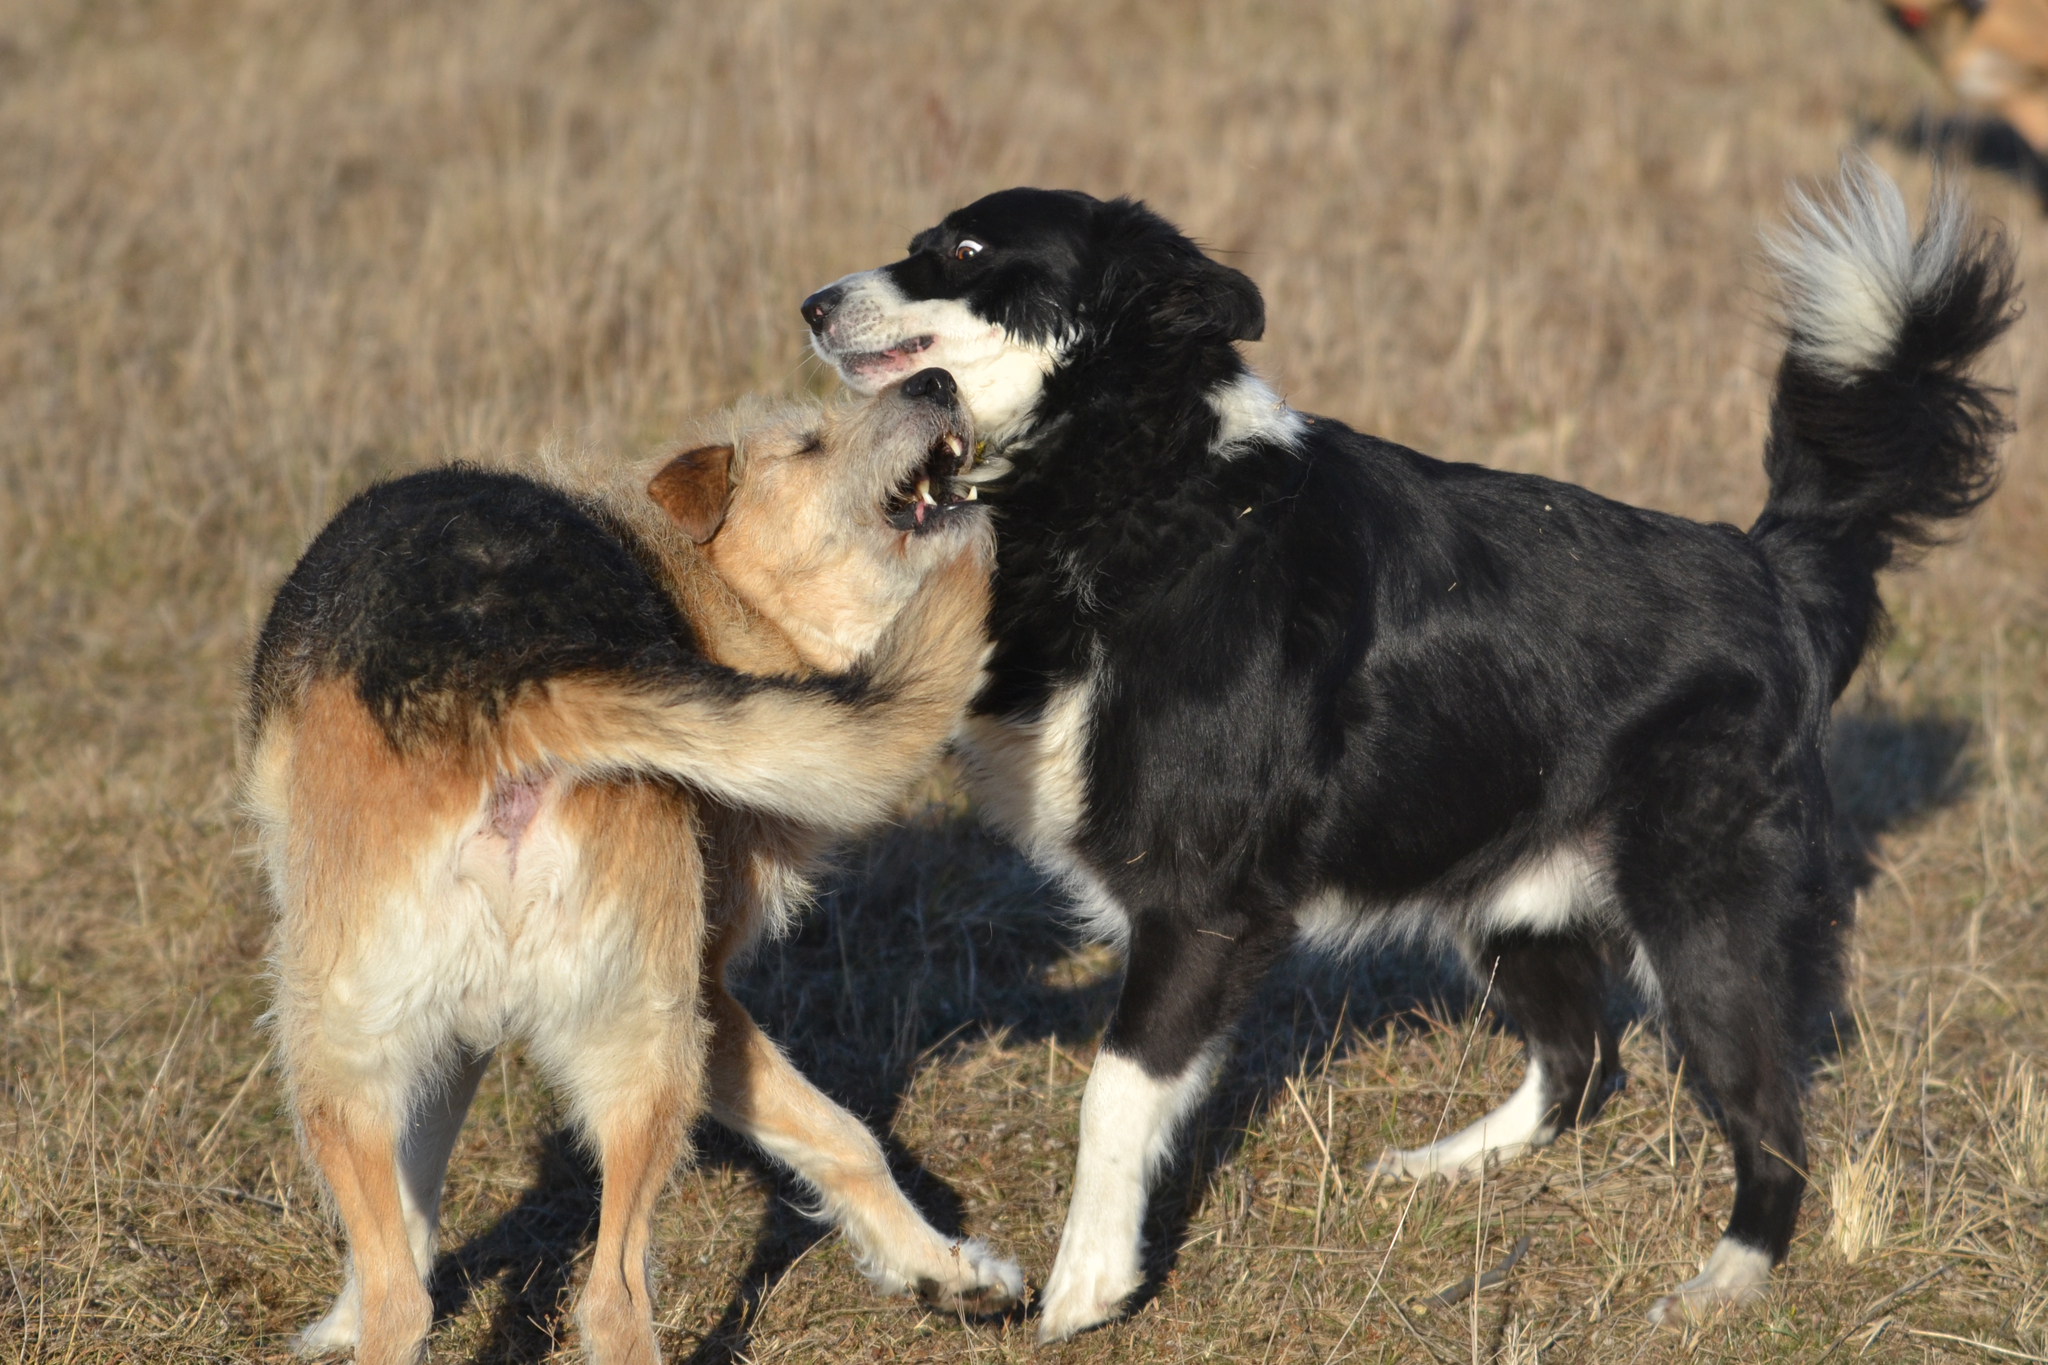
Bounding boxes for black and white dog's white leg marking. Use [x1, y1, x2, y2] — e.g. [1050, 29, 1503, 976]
[1647, 1240, 1777, 1326]
[1036, 908, 1288, 1343]
[1371, 1060, 1554, 1181]
[1375, 932, 1622, 1180]
[1035, 1047, 1220, 1342]
[1372, 849, 1622, 1181]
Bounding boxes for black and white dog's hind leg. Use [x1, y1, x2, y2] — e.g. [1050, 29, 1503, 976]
[1629, 836, 1831, 1324]
[1373, 931, 1624, 1180]
[1036, 908, 1290, 1343]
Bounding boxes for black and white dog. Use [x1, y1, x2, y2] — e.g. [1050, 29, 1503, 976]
[800, 158, 2014, 1336]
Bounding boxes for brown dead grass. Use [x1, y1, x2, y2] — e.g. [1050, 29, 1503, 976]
[3, 0, 2046, 1360]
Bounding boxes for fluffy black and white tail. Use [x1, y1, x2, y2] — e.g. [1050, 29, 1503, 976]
[1750, 153, 2018, 697]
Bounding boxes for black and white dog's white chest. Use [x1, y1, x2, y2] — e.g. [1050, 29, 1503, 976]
[954, 673, 1130, 941]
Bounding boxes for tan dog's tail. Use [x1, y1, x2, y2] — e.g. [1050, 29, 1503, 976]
[497, 548, 991, 829]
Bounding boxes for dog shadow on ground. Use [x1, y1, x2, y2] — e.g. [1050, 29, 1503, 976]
[1832, 702, 1974, 869]
[425, 1128, 601, 1364]
[434, 701, 1973, 1362]
[1863, 109, 2048, 211]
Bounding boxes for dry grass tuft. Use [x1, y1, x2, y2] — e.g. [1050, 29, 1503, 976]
[1829, 1141, 1904, 1266]
[1499, 1315, 1543, 1365]
[1991, 1061, 2048, 1193]
[3, 1, 2046, 1361]
[2017, 1287, 2048, 1354]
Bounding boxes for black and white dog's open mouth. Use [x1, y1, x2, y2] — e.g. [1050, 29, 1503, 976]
[846, 335, 933, 377]
[886, 429, 977, 533]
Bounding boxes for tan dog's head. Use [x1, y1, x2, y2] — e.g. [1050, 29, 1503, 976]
[1879, 0, 1989, 67]
[647, 369, 993, 673]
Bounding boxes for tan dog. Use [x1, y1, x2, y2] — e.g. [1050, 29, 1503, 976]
[1882, 0, 2048, 154]
[242, 368, 1016, 1365]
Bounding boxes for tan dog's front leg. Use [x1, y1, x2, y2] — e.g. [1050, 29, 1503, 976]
[702, 982, 1023, 1313]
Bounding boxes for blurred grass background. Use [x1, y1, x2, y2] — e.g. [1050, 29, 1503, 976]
[2, 0, 2044, 1359]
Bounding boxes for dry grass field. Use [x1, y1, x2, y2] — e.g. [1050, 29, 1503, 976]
[3, 0, 2046, 1360]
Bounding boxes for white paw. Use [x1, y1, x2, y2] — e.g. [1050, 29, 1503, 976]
[1371, 1142, 1491, 1182]
[1035, 1245, 1141, 1343]
[1646, 1239, 1773, 1326]
[910, 1238, 1026, 1315]
[291, 1283, 361, 1357]
[1371, 1066, 1553, 1182]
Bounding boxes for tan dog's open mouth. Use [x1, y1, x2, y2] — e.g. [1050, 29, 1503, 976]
[885, 426, 979, 532]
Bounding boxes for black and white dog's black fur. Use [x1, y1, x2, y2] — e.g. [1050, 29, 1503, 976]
[801, 157, 2015, 1336]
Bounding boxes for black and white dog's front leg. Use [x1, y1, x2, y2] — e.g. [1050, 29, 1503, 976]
[1037, 908, 1285, 1343]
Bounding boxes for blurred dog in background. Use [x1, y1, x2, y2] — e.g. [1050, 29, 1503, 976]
[1880, 0, 2048, 193]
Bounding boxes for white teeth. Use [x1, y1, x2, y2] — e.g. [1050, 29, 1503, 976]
[917, 479, 937, 505]
[944, 434, 965, 460]
[954, 456, 1012, 485]
[963, 485, 977, 501]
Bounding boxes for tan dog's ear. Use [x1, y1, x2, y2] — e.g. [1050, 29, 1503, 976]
[648, 444, 735, 543]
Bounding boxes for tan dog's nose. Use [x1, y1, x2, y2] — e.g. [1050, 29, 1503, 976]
[900, 368, 957, 402]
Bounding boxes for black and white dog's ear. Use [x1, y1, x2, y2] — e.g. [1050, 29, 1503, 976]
[1092, 197, 1266, 344]
[1154, 255, 1265, 343]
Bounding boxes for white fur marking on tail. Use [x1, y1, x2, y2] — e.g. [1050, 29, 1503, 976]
[1765, 152, 1968, 380]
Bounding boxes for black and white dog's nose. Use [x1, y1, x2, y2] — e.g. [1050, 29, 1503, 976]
[900, 368, 957, 402]
[800, 285, 845, 334]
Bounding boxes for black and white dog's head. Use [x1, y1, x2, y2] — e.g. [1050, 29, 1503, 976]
[802, 189, 1267, 442]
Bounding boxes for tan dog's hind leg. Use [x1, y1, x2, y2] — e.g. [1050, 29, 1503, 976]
[301, 1104, 433, 1365]
[702, 974, 1024, 1313]
[573, 1093, 688, 1365]
[296, 1051, 488, 1355]
[532, 781, 708, 1365]
[264, 686, 485, 1361]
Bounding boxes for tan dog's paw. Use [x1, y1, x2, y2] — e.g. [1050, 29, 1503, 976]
[912, 1238, 1026, 1315]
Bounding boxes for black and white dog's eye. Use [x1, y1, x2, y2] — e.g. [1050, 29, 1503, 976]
[952, 239, 985, 261]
